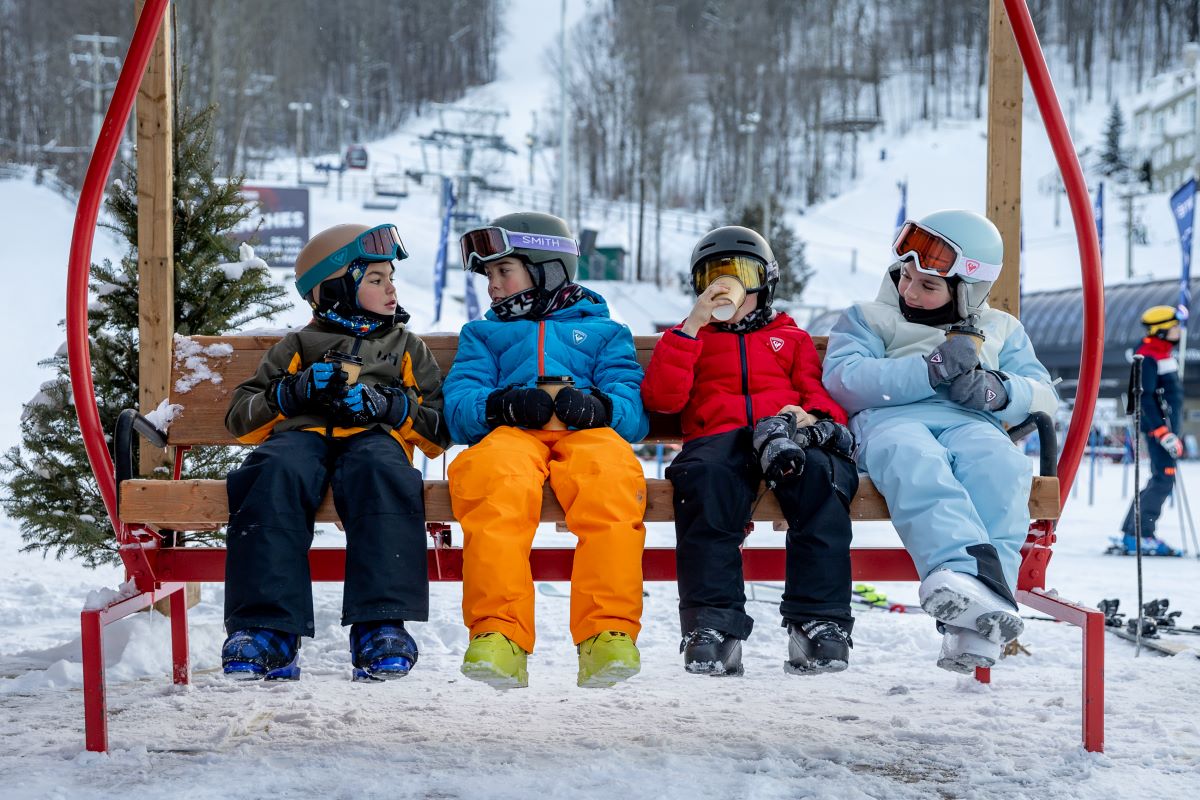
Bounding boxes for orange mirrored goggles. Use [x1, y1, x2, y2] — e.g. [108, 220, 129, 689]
[892, 221, 1002, 282]
[892, 222, 960, 275]
[692, 255, 767, 294]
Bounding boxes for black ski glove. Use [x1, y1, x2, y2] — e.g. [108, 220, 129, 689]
[948, 369, 1009, 412]
[272, 361, 346, 417]
[485, 386, 555, 429]
[804, 419, 856, 459]
[336, 383, 411, 428]
[752, 414, 806, 486]
[924, 336, 980, 388]
[553, 387, 612, 429]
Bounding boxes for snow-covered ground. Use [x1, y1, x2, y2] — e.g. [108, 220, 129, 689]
[3, 1, 1200, 796]
[1, 460, 1199, 799]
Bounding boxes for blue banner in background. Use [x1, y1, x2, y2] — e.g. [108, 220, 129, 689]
[464, 267, 481, 321]
[1093, 181, 1104, 257]
[432, 177, 456, 324]
[1169, 178, 1196, 318]
[895, 179, 907, 234]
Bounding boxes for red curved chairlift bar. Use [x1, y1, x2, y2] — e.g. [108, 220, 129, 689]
[1002, 0, 1103, 506]
[67, 0, 171, 545]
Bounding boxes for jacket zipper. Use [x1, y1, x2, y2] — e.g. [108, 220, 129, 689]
[738, 333, 753, 426]
[538, 320, 546, 378]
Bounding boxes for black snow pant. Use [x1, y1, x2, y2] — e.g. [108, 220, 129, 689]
[666, 427, 858, 640]
[224, 429, 430, 637]
[1121, 436, 1177, 540]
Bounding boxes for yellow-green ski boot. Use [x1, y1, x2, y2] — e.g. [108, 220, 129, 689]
[461, 632, 529, 689]
[577, 631, 640, 688]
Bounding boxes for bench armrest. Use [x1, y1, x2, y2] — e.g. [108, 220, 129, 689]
[115, 408, 169, 501]
[1007, 411, 1057, 477]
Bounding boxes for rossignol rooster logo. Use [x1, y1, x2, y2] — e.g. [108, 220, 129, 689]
[769, 337, 784, 352]
[985, 387, 998, 403]
[930, 351, 943, 363]
[964, 259, 980, 275]
[573, 330, 588, 345]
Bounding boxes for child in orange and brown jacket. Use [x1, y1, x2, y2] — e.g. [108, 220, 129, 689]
[642, 226, 857, 677]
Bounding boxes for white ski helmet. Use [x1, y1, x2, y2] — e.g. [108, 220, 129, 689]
[894, 209, 1004, 318]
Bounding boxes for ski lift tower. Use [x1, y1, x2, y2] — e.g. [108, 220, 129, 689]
[413, 104, 518, 239]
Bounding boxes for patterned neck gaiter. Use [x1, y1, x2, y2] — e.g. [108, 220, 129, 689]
[715, 306, 777, 333]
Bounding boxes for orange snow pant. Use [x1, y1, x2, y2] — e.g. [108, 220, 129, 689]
[448, 425, 647, 653]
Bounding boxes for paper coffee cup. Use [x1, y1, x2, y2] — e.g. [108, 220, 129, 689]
[324, 351, 364, 384]
[944, 330, 985, 354]
[536, 375, 574, 430]
[710, 276, 747, 322]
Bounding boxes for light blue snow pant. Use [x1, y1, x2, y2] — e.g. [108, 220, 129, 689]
[852, 406, 1033, 603]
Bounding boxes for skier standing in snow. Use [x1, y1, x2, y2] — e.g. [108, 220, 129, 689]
[1119, 305, 1187, 556]
[823, 210, 1059, 673]
[221, 223, 450, 681]
[443, 212, 649, 690]
[642, 226, 858, 676]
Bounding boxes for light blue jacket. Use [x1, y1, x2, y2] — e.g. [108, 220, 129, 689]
[822, 271, 1058, 433]
[444, 289, 650, 445]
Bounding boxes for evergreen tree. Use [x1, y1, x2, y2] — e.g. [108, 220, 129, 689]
[1, 106, 290, 567]
[1100, 102, 1129, 179]
[732, 199, 813, 307]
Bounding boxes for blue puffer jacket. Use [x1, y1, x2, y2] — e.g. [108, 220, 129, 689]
[444, 289, 650, 445]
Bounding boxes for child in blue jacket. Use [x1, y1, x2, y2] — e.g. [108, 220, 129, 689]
[823, 209, 1058, 674]
[443, 212, 649, 690]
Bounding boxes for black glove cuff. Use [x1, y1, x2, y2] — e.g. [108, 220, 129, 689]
[589, 387, 613, 425]
[485, 388, 508, 429]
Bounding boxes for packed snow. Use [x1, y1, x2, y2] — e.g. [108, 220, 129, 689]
[1, 1, 1199, 797]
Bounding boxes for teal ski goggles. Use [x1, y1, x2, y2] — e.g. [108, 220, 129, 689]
[296, 224, 408, 297]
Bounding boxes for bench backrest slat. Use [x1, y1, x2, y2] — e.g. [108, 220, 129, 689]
[167, 333, 828, 447]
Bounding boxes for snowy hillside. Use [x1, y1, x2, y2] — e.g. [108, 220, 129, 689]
[2, 1, 1200, 796]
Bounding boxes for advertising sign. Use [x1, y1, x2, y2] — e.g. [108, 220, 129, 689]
[230, 185, 311, 267]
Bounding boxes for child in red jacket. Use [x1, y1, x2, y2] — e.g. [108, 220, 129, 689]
[642, 226, 858, 677]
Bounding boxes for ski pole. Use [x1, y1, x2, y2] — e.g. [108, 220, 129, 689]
[1175, 473, 1190, 556]
[1131, 355, 1145, 657]
[1173, 461, 1200, 557]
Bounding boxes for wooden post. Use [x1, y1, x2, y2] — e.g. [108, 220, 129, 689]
[135, 3, 200, 614]
[986, 0, 1023, 318]
[135, 0, 173, 476]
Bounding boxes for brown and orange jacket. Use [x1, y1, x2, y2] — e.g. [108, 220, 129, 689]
[225, 319, 450, 461]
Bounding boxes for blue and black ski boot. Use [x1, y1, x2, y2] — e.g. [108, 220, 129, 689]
[350, 621, 418, 681]
[221, 628, 301, 681]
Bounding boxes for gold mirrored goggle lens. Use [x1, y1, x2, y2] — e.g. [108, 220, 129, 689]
[693, 255, 767, 293]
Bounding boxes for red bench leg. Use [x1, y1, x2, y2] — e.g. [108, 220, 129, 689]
[1082, 603, 1105, 752]
[169, 586, 190, 685]
[1017, 589, 1105, 752]
[81, 608, 108, 753]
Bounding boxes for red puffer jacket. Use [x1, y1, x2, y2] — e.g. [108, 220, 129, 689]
[642, 313, 847, 442]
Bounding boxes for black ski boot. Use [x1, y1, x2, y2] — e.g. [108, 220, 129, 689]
[784, 620, 852, 675]
[681, 627, 744, 676]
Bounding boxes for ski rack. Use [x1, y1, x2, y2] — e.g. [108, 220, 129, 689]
[66, 0, 1105, 753]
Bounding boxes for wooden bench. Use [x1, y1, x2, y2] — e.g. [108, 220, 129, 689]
[85, 332, 1098, 753]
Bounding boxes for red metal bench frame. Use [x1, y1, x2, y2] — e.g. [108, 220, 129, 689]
[67, 0, 1105, 754]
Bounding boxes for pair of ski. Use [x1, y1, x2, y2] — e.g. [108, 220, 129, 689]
[1098, 597, 1200, 658]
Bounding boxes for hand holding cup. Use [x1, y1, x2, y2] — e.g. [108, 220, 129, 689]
[682, 280, 745, 336]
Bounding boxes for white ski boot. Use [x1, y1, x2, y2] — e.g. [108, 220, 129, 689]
[937, 624, 1000, 674]
[918, 569, 1023, 644]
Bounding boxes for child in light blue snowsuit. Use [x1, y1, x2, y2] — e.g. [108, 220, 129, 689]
[822, 209, 1058, 673]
